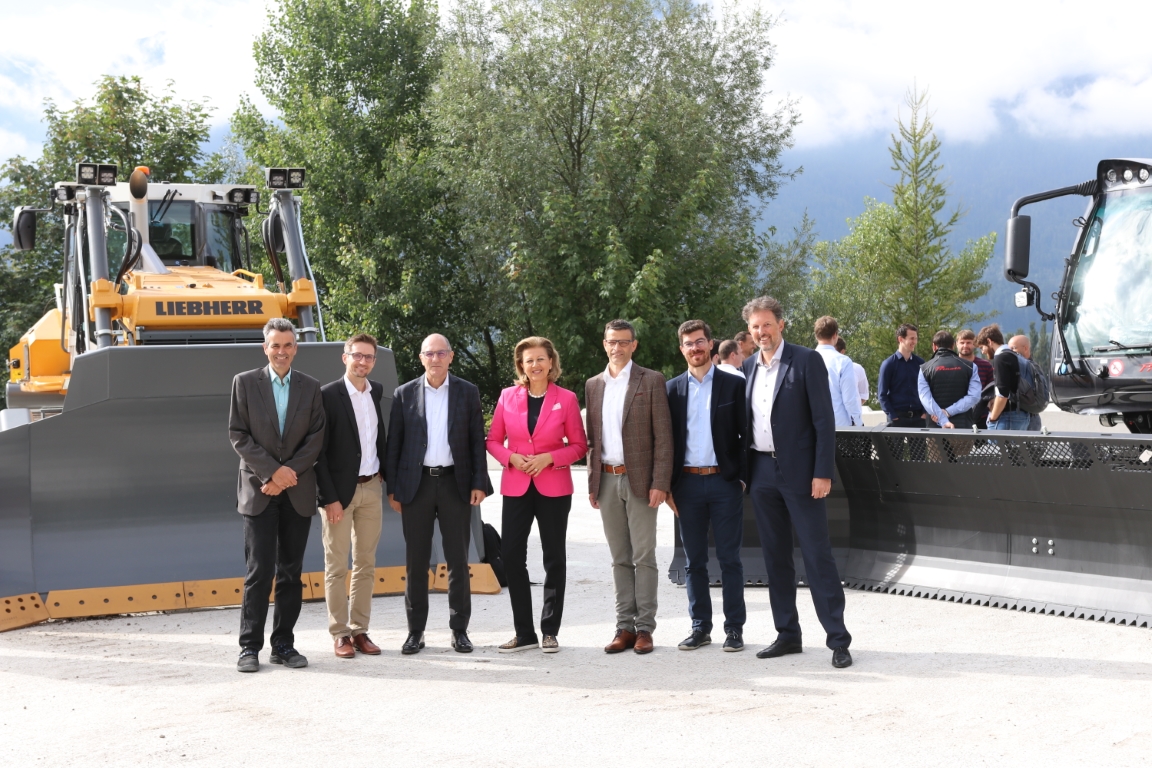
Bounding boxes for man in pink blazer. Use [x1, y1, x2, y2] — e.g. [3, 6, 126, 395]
[487, 337, 588, 653]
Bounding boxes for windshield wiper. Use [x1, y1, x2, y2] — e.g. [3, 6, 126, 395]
[1092, 339, 1152, 352]
[151, 189, 180, 225]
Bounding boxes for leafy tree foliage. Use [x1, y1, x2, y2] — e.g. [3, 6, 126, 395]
[431, 0, 797, 395]
[0, 76, 215, 392]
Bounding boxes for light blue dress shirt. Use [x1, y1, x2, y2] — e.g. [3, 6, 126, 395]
[917, 362, 981, 427]
[684, 366, 717, 467]
[269, 365, 291, 435]
[816, 344, 863, 428]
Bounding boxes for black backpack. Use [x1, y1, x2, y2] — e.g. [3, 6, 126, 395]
[1012, 351, 1051, 415]
[481, 522, 507, 587]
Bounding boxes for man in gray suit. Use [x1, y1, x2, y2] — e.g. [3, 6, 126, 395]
[228, 318, 326, 673]
[386, 334, 492, 655]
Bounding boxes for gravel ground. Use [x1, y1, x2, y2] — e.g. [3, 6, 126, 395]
[2, 471, 1151, 767]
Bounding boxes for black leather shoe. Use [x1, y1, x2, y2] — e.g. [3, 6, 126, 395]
[451, 630, 473, 653]
[832, 646, 853, 668]
[237, 648, 259, 673]
[756, 639, 803, 659]
[269, 645, 308, 668]
[401, 632, 425, 655]
[677, 630, 711, 650]
[722, 631, 744, 652]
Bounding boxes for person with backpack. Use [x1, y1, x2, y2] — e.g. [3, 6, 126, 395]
[1009, 335, 1044, 431]
[976, 324, 1042, 431]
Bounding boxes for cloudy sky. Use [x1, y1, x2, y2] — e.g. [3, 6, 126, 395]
[1, 0, 1150, 158]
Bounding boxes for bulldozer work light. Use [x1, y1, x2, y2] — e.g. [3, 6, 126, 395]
[228, 188, 260, 205]
[54, 185, 77, 202]
[265, 167, 306, 189]
[76, 162, 117, 186]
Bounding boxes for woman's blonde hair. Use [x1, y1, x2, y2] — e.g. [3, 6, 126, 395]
[514, 336, 562, 387]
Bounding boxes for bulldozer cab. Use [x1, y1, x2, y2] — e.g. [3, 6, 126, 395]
[107, 199, 246, 272]
[1063, 185, 1152, 356]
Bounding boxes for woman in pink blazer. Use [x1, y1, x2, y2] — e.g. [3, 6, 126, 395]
[487, 336, 587, 653]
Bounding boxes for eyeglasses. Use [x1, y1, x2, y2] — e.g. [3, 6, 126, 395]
[680, 338, 711, 350]
[345, 352, 376, 362]
[421, 350, 451, 360]
[603, 339, 635, 348]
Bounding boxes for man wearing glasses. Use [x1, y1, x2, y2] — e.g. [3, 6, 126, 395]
[585, 319, 673, 655]
[385, 334, 492, 654]
[315, 334, 389, 659]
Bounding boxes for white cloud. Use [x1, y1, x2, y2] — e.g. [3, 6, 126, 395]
[0, 0, 272, 159]
[754, 0, 1152, 147]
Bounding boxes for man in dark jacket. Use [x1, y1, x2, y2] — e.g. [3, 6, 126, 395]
[228, 318, 325, 673]
[666, 320, 748, 653]
[385, 334, 492, 655]
[917, 331, 981, 430]
[315, 333, 389, 659]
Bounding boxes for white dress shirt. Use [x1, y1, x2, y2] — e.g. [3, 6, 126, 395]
[600, 360, 632, 465]
[717, 362, 746, 379]
[751, 343, 785, 452]
[854, 362, 868, 401]
[423, 375, 454, 467]
[344, 375, 380, 476]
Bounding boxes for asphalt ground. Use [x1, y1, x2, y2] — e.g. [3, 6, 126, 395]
[2, 467, 1151, 767]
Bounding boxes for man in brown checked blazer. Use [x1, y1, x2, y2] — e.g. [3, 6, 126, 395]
[586, 319, 674, 654]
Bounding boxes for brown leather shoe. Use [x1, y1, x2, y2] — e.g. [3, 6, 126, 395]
[634, 630, 654, 654]
[334, 636, 355, 659]
[604, 629, 637, 653]
[352, 634, 381, 655]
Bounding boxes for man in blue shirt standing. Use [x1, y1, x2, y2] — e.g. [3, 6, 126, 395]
[665, 320, 748, 653]
[877, 323, 926, 427]
[813, 316, 863, 428]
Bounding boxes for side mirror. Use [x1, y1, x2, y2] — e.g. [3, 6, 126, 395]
[12, 207, 36, 251]
[1005, 215, 1031, 280]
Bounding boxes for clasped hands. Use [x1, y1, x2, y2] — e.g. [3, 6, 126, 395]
[509, 452, 553, 477]
[260, 465, 298, 497]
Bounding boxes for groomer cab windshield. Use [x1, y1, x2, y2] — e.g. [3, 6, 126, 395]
[1005, 159, 1152, 432]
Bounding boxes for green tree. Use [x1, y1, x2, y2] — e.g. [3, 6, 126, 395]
[229, 0, 479, 395]
[0, 76, 215, 394]
[432, 0, 797, 397]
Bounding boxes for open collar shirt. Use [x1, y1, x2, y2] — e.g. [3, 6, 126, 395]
[684, 365, 717, 467]
[750, 343, 785, 452]
[423, 375, 454, 467]
[344, 375, 380, 476]
[600, 360, 633, 466]
[816, 343, 864, 428]
[268, 365, 292, 436]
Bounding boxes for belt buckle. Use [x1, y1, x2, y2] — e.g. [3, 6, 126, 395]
[428, 466, 442, 477]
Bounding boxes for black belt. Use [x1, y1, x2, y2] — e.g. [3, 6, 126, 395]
[753, 450, 777, 458]
[357, 473, 379, 484]
[892, 410, 924, 419]
[424, 465, 455, 476]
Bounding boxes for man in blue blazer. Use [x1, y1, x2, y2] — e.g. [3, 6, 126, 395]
[740, 297, 853, 668]
[385, 334, 493, 655]
[666, 320, 748, 653]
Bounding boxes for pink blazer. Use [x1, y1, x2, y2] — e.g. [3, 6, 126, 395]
[486, 383, 588, 497]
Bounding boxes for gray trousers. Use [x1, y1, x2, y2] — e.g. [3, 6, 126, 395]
[598, 472, 659, 633]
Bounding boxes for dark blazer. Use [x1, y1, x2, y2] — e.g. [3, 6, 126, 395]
[666, 366, 747, 491]
[228, 366, 326, 517]
[315, 377, 389, 508]
[741, 342, 836, 489]
[384, 373, 494, 505]
[585, 363, 674, 500]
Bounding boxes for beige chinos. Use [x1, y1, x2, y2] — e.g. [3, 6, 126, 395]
[322, 476, 384, 638]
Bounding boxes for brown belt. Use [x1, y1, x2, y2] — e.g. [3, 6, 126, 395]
[357, 473, 379, 484]
[601, 463, 627, 475]
[682, 466, 720, 475]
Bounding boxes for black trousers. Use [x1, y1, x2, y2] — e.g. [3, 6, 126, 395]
[749, 452, 851, 650]
[402, 472, 472, 633]
[501, 483, 571, 640]
[239, 493, 313, 651]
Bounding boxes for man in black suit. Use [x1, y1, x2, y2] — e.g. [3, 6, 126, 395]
[228, 318, 326, 673]
[315, 333, 389, 659]
[385, 334, 492, 654]
[665, 320, 748, 653]
[741, 296, 853, 669]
